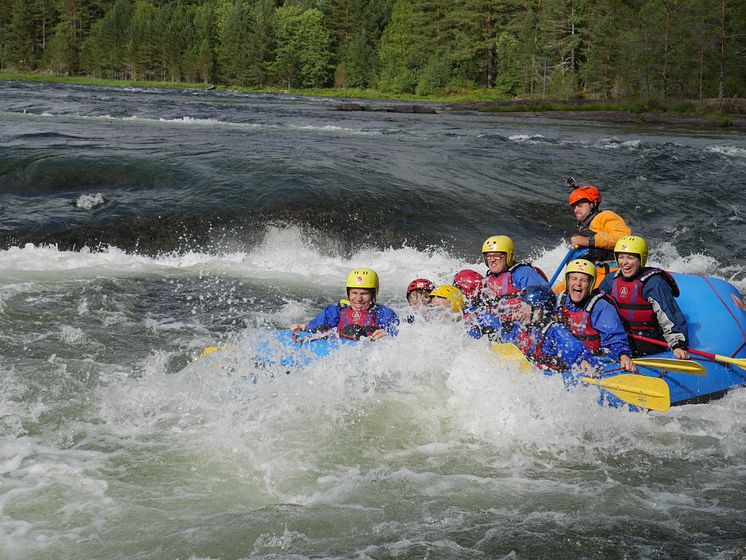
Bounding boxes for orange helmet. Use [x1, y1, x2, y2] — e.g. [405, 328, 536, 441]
[568, 185, 601, 206]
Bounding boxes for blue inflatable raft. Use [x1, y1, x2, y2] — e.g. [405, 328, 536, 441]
[573, 273, 746, 411]
[253, 329, 358, 368]
[206, 273, 746, 412]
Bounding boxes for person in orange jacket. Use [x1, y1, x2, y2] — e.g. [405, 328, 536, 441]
[568, 182, 632, 266]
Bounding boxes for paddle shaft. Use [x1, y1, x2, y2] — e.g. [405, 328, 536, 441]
[631, 333, 718, 361]
[548, 247, 582, 288]
[630, 333, 746, 371]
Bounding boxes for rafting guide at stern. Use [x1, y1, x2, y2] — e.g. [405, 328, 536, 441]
[567, 178, 632, 262]
[290, 268, 399, 341]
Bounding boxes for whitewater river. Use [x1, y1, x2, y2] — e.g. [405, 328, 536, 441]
[1, 81, 745, 559]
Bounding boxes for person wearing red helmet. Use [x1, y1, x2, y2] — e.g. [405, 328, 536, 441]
[453, 269, 483, 304]
[406, 278, 435, 310]
[404, 278, 435, 323]
[453, 269, 485, 332]
[568, 184, 632, 268]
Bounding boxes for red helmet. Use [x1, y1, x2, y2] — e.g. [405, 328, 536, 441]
[406, 278, 435, 297]
[453, 269, 484, 299]
[568, 185, 601, 206]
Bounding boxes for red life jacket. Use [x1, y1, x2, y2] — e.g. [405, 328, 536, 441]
[513, 323, 564, 372]
[337, 306, 380, 340]
[482, 263, 546, 321]
[556, 292, 610, 354]
[610, 268, 679, 334]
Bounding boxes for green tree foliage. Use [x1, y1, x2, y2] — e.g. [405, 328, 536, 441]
[272, 5, 333, 88]
[328, 0, 394, 87]
[217, 0, 254, 84]
[1, 0, 745, 99]
[377, 0, 422, 92]
[79, 0, 131, 77]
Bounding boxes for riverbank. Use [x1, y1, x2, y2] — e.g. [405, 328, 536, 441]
[3, 71, 745, 129]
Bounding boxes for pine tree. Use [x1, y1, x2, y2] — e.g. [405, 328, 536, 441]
[377, 0, 423, 92]
[217, 0, 254, 85]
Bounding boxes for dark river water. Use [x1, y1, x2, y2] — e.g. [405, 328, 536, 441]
[1, 80, 745, 559]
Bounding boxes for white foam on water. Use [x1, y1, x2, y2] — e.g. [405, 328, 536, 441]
[508, 134, 547, 144]
[74, 193, 106, 210]
[597, 138, 641, 150]
[705, 145, 746, 158]
[0, 225, 741, 302]
[2, 230, 745, 557]
[29, 110, 386, 137]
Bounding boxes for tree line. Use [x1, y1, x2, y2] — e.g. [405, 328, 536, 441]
[1, 0, 745, 99]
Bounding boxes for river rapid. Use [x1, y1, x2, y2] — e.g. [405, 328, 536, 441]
[1, 81, 746, 559]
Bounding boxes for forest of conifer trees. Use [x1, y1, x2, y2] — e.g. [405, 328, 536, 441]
[1, 0, 745, 100]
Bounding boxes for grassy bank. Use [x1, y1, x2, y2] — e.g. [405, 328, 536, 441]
[2, 71, 741, 122]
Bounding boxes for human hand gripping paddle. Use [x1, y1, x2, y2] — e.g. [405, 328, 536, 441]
[630, 333, 746, 372]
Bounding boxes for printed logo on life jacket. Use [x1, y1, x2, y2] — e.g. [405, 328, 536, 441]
[620, 286, 629, 297]
[353, 310, 361, 320]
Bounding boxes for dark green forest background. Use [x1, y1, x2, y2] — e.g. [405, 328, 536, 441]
[1, 0, 745, 99]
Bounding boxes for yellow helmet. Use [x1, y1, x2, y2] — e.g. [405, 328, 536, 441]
[614, 235, 648, 267]
[429, 285, 465, 313]
[346, 268, 379, 297]
[481, 235, 515, 266]
[564, 259, 597, 284]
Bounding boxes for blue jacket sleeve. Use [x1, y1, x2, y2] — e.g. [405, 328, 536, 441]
[543, 323, 602, 369]
[466, 306, 503, 339]
[590, 299, 633, 359]
[643, 275, 689, 349]
[511, 265, 550, 290]
[375, 305, 400, 337]
[598, 273, 615, 295]
[306, 304, 340, 332]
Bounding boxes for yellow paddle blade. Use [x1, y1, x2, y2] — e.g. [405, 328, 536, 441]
[490, 343, 534, 373]
[632, 358, 707, 376]
[582, 374, 671, 412]
[200, 346, 221, 358]
[199, 344, 234, 358]
[714, 354, 746, 371]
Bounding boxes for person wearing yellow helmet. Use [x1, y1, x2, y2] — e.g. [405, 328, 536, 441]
[290, 268, 399, 341]
[427, 285, 465, 320]
[479, 235, 549, 331]
[567, 181, 632, 267]
[556, 259, 636, 372]
[598, 236, 689, 359]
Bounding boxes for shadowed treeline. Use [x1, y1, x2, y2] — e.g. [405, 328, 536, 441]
[2, 0, 745, 100]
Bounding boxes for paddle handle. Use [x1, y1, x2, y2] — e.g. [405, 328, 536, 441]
[629, 333, 717, 360]
[548, 247, 582, 288]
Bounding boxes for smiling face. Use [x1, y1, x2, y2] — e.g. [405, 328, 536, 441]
[567, 272, 592, 304]
[572, 201, 594, 222]
[485, 252, 508, 274]
[616, 253, 642, 278]
[348, 288, 374, 310]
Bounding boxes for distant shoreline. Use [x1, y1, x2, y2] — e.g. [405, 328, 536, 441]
[448, 106, 746, 130]
[3, 72, 744, 129]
